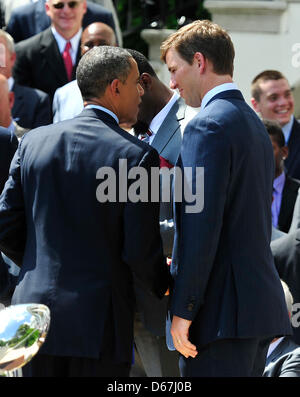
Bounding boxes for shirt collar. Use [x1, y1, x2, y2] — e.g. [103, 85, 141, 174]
[149, 91, 180, 135]
[51, 26, 82, 57]
[281, 115, 294, 144]
[8, 76, 14, 91]
[201, 82, 239, 110]
[84, 104, 119, 124]
[267, 337, 285, 358]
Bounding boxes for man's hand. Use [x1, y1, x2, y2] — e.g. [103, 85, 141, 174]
[171, 315, 198, 358]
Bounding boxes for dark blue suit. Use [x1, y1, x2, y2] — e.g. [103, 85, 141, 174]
[0, 126, 18, 305]
[284, 118, 300, 181]
[6, 0, 116, 43]
[0, 108, 168, 369]
[170, 89, 292, 376]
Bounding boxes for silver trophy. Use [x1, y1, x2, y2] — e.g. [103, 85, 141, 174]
[0, 304, 50, 377]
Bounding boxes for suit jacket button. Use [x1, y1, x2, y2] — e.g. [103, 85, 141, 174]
[187, 303, 194, 311]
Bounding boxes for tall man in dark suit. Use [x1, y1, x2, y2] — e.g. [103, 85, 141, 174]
[12, 0, 89, 101]
[5, 0, 117, 44]
[128, 49, 197, 377]
[0, 46, 169, 377]
[0, 29, 52, 129]
[160, 20, 292, 377]
[263, 119, 300, 233]
[251, 70, 300, 180]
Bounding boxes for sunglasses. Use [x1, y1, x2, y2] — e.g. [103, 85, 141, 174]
[52, 1, 81, 9]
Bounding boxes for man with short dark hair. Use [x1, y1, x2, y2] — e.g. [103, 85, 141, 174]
[251, 70, 300, 180]
[0, 46, 168, 377]
[263, 119, 300, 233]
[160, 19, 291, 377]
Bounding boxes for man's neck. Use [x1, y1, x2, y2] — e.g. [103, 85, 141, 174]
[201, 75, 233, 102]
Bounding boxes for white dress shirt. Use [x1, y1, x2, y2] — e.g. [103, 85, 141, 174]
[51, 26, 82, 66]
[201, 82, 239, 110]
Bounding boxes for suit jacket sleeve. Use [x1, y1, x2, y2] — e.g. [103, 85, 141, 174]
[122, 147, 169, 299]
[33, 90, 52, 127]
[0, 141, 26, 266]
[171, 116, 230, 320]
[13, 42, 33, 88]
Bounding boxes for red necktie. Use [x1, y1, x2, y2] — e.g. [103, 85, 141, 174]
[139, 130, 174, 168]
[62, 41, 73, 81]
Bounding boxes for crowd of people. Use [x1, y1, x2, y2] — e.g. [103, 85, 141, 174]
[0, 0, 300, 378]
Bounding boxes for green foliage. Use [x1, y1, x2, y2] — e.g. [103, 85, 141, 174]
[116, 0, 211, 57]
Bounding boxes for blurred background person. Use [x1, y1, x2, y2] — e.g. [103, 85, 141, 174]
[53, 21, 116, 122]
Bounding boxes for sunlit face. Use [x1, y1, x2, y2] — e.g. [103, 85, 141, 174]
[46, 0, 87, 39]
[253, 79, 294, 127]
[117, 58, 144, 126]
[81, 27, 115, 56]
[165, 47, 201, 107]
[0, 37, 15, 79]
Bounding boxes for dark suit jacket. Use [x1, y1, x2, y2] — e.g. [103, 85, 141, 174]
[0, 126, 18, 193]
[13, 27, 81, 101]
[0, 108, 168, 361]
[134, 97, 189, 336]
[12, 82, 52, 129]
[277, 174, 300, 233]
[0, 126, 18, 304]
[6, 0, 115, 43]
[271, 229, 300, 345]
[170, 90, 291, 348]
[285, 118, 300, 181]
[263, 337, 300, 377]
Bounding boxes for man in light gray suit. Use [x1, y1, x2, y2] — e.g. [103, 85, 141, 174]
[289, 187, 300, 233]
[128, 49, 198, 377]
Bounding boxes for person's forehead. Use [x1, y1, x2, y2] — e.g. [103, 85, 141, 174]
[260, 78, 291, 95]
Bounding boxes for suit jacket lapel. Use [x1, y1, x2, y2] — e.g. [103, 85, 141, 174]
[278, 176, 295, 229]
[151, 97, 186, 164]
[286, 119, 300, 170]
[40, 28, 69, 84]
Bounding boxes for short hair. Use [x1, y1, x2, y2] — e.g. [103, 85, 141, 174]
[0, 29, 15, 53]
[281, 280, 293, 316]
[251, 70, 287, 102]
[263, 119, 285, 148]
[160, 20, 235, 77]
[76, 46, 133, 100]
[125, 49, 157, 77]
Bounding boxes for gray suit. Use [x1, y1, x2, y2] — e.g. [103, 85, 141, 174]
[289, 187, 300, 233]
[264, 337, 300, 377]
[133, 97, 197, 377]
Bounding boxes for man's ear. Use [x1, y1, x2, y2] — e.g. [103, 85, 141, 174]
[140, 73, 152, 91]
[194, 52, 206, 73]
[251, 97, 260, 113]
[110, 79, 121, 97]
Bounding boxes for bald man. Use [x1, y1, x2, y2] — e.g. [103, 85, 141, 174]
[52, 22, 116, 123]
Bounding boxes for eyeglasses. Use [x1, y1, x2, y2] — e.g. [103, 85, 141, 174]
[52, 1, 81, 9]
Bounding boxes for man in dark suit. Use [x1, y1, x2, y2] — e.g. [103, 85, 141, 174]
[128, 49, 197, 377]
[0, 29, 52, 129]
[263, 119, 300, 233]
[0, 46, 169, 377]
[5, 0, 116, 44]
[160, 20, 292, 377]
[271, 229, 300, 345]
[263, 280, 300, 377]
[251, 70, 300, 180]
[12, 0, 97, 101]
